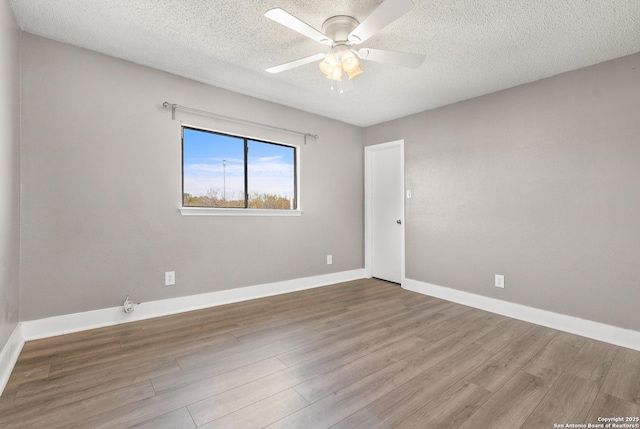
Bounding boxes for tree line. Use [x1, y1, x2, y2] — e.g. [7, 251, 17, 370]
[183, 188, 294, 210]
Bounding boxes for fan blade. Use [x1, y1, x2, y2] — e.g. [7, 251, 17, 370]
[357, 48, 425, 68]
[266, 53, 326, 74]
[265, 8, 333, 45]
[348, 0, 415, 44]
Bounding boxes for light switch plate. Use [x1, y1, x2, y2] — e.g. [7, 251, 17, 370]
[165, 271, 176, 286]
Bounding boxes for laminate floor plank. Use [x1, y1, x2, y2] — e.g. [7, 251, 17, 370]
[46, 331, 238, 378]
[118, 320, 241, 349]
[5, 358, 179, 421]
[2, 278, 639, 429]
[321, 301, 395, 329]
[275, 324, 389, 369]
[473, 318, 536, 353]
[186, 334, 388, 424]
[293, 335, 427, 403]
[340, 289, 407, 311]
[394, 380, 492, 429]
[415, 305, 493, 345]
[565, 339, 618, 385]
[277, 304, 441, 369]
[0, 384, 18, 402]
[1, 380, 156, 429]
[89, 322, 146, 340]
[432, 313, 506, 346]
[523, 331, 587, 384]
[17, 330, 93, 354]
[600, 347, 640, 405]
[139, 308, 246, 334]
[366, 343, 493, 427]
[329, 409, 391, 429]
[264, 360, 412, 429]
[127, 408, 196, 429]
[313, 300, 410, 335]
[56, 357, 287, 429]
[3, 364, 50, 390]
[15, 357, 179, 399]
[268, 340, 491, 429]
[197, 388, 308, 429]
[230, 306, 348, 344]
[457, 371, 551, 429]
[175, 330, 314, 370]
[519, 373, 600, 429]
[16, 331, 118, 357]
[466, 324, 558, 392]
[585, 392, 640, 424]
[364, 311, 448, 350]
[15, 338, 122, 369]
[153, 340, 293, 393]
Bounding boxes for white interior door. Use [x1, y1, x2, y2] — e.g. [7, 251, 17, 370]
[367, 141, 404, 284]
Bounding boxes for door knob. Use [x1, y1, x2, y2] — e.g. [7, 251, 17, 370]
[396, 219, 402, 224]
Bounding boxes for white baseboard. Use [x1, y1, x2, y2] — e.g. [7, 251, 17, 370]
[20, 269, 366, 341]
[403, 278, 640, 352]
[0, 323, 25, 396]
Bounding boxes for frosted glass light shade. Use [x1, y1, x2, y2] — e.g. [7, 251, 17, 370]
[319, 53, 339, 77]
[341, 50, 360, 73]
[347, 67, 363, 80]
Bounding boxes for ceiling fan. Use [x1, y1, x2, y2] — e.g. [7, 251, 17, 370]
[264, 0, 426, 91]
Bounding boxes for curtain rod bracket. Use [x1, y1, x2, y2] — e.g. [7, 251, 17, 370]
[303, 134, 318, 145]
[162, 102, 177, 120]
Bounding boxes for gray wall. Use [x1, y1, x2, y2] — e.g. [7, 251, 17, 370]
[364, 53, 640, 331]
[0, 2, 20, 347]
[19, 34, 364, 321]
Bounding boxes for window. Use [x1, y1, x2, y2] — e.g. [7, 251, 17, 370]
[182, 127, 297, 211]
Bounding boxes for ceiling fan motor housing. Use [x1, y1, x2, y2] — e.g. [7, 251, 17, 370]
[321, 15, 360, 45]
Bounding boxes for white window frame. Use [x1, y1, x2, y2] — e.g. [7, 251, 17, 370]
[179, 125, 302, 217]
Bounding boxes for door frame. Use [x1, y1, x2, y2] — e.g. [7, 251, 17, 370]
[364, 140, 405, 285]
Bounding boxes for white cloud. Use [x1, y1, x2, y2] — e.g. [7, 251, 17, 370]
[186, 163, 244, 175]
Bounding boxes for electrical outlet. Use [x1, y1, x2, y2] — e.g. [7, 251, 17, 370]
[327, 255, 333, 265]
[165, 271, 176, 286]
[406, 190, 412, 199]
[495, 274, 505, 288]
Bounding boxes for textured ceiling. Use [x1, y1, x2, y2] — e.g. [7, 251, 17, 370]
[9, 0, 640, 127]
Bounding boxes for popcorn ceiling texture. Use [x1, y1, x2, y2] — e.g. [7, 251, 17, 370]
[9, 0, 640, 126]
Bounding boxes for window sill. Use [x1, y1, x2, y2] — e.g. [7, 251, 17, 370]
[179, 207, 303, 217]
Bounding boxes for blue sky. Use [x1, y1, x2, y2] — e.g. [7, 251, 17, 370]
[183, 128, 295, 198]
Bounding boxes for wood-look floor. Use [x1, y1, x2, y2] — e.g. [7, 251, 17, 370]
[1, 279, 639, 429]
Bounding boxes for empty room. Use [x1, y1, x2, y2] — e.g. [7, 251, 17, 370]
[1, 0, 639, 428]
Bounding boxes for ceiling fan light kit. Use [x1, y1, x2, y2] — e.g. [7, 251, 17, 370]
[264, 0, 426, 92]
[319, 44, 363, 82]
